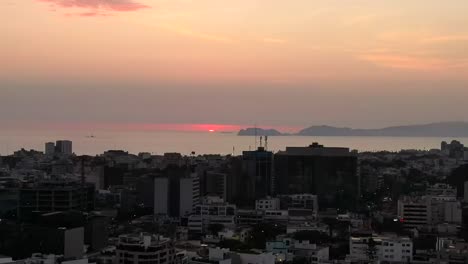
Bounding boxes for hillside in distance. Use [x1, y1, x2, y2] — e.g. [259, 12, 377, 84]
[298, 122, 468, 137]
[238, 122, 468, 137]
[237, 128, 283, 136]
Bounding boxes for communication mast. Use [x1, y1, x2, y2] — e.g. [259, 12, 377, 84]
[254, 123, 257, 149]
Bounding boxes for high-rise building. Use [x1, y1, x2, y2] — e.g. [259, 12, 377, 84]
[203, 171, 227, 201]
[45, 142, 55, 155]
[18, 179, 95, 220]
[241, 147, 274, 203]
[55, 140, 73, 155]
[274, 143, 359, 210]
[180, 176, 200, 217]
[154, 167, 200, 217]
[116, 233, 176, 264]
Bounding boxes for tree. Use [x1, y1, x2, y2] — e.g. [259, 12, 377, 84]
[293, 231, 330, 244]
[208, 223, 224, 236]
[322, 217, 338, 237]
[366, 237, 377, 263]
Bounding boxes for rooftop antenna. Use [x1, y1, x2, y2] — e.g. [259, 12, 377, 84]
[254, 123, 257, 149]
[265, 136, 268, 151]
[260, 136, 263, 148]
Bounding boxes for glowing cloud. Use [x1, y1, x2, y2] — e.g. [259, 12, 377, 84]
[38, 0, 149, 12]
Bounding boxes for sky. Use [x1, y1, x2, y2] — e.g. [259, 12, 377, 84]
[1, 0, 468, 132]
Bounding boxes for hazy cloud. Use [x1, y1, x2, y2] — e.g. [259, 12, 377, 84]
[38, 0, 149, 12]
[422, 35, 468, 44]
[159, 24, 233, 43]
[262, 38, 286, 44]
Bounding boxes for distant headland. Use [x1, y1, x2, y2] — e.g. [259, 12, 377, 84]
[238, 122, 468, 137]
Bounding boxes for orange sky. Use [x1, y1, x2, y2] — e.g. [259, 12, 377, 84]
[1, 0, 468, 130]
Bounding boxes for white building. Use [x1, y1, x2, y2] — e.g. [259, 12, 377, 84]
[397, 196, 432, 229]
[398, 195, 462, 229]
[286, 222, 329, 234]
[190, 248, 274, 264]
[188, 197, 236, 234]
[116, 233, 176, 264]
[154, 173, 200, 217]
[282, 194, 319, 219]
[180, 175, 200, 217]
[255, 197, 280, 211]
[426, 183, 457, 196]
[347, 235, 413, 263]
[266, 238, 329, 264]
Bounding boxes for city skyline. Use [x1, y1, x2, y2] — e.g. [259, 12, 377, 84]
[2, 0, 468, 131]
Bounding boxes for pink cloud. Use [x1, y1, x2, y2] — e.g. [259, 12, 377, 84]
[38, 0, 149, 12]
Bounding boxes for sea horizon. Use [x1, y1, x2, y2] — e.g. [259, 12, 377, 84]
[1, 129, 467, 156]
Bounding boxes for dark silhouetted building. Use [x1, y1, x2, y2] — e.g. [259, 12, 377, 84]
[55, 140, 73, 155]
[18, 179, 95, 220]
[202, 171, 227, 200]
[241, 147, 274, 203]
[116, 233, 176, 264]
[275, 143, 359, 210]
[154, 166, 200, 217]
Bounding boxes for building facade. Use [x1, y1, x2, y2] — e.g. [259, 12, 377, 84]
[275, 143, 359, 210]
[116, 233, 176, 264]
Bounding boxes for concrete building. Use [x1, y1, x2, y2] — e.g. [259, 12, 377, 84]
[255, 197, 280, 211]
[435, 237, 468, 264]
[398, 194, 462, 229]
[275, 143, 359, 210]
[397, 196, 432, 230]
[154, 177, 169, 216]
[180, 176, 200, 217]
[241, 147, 274, 203]
[18, 179, 95, 220]
[347, 235, 413, 263]
[154, 170, 200, 217]
[190, 248, 274, 264]
[55, 140, 73, 155]
[45, 142, 55, 155]
[266, 238, 329, 264]
[426, 183, 457, 196]
[24, 225, 85, 259]
[203, 171, 227, 201]
[116, 233, 176, 264]
[188, 197, 236, 235]
[290, 240, 329, 264]
[281, 194, 319, 219]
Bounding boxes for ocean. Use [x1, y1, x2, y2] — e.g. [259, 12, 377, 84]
[1, 129, 467, 156]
